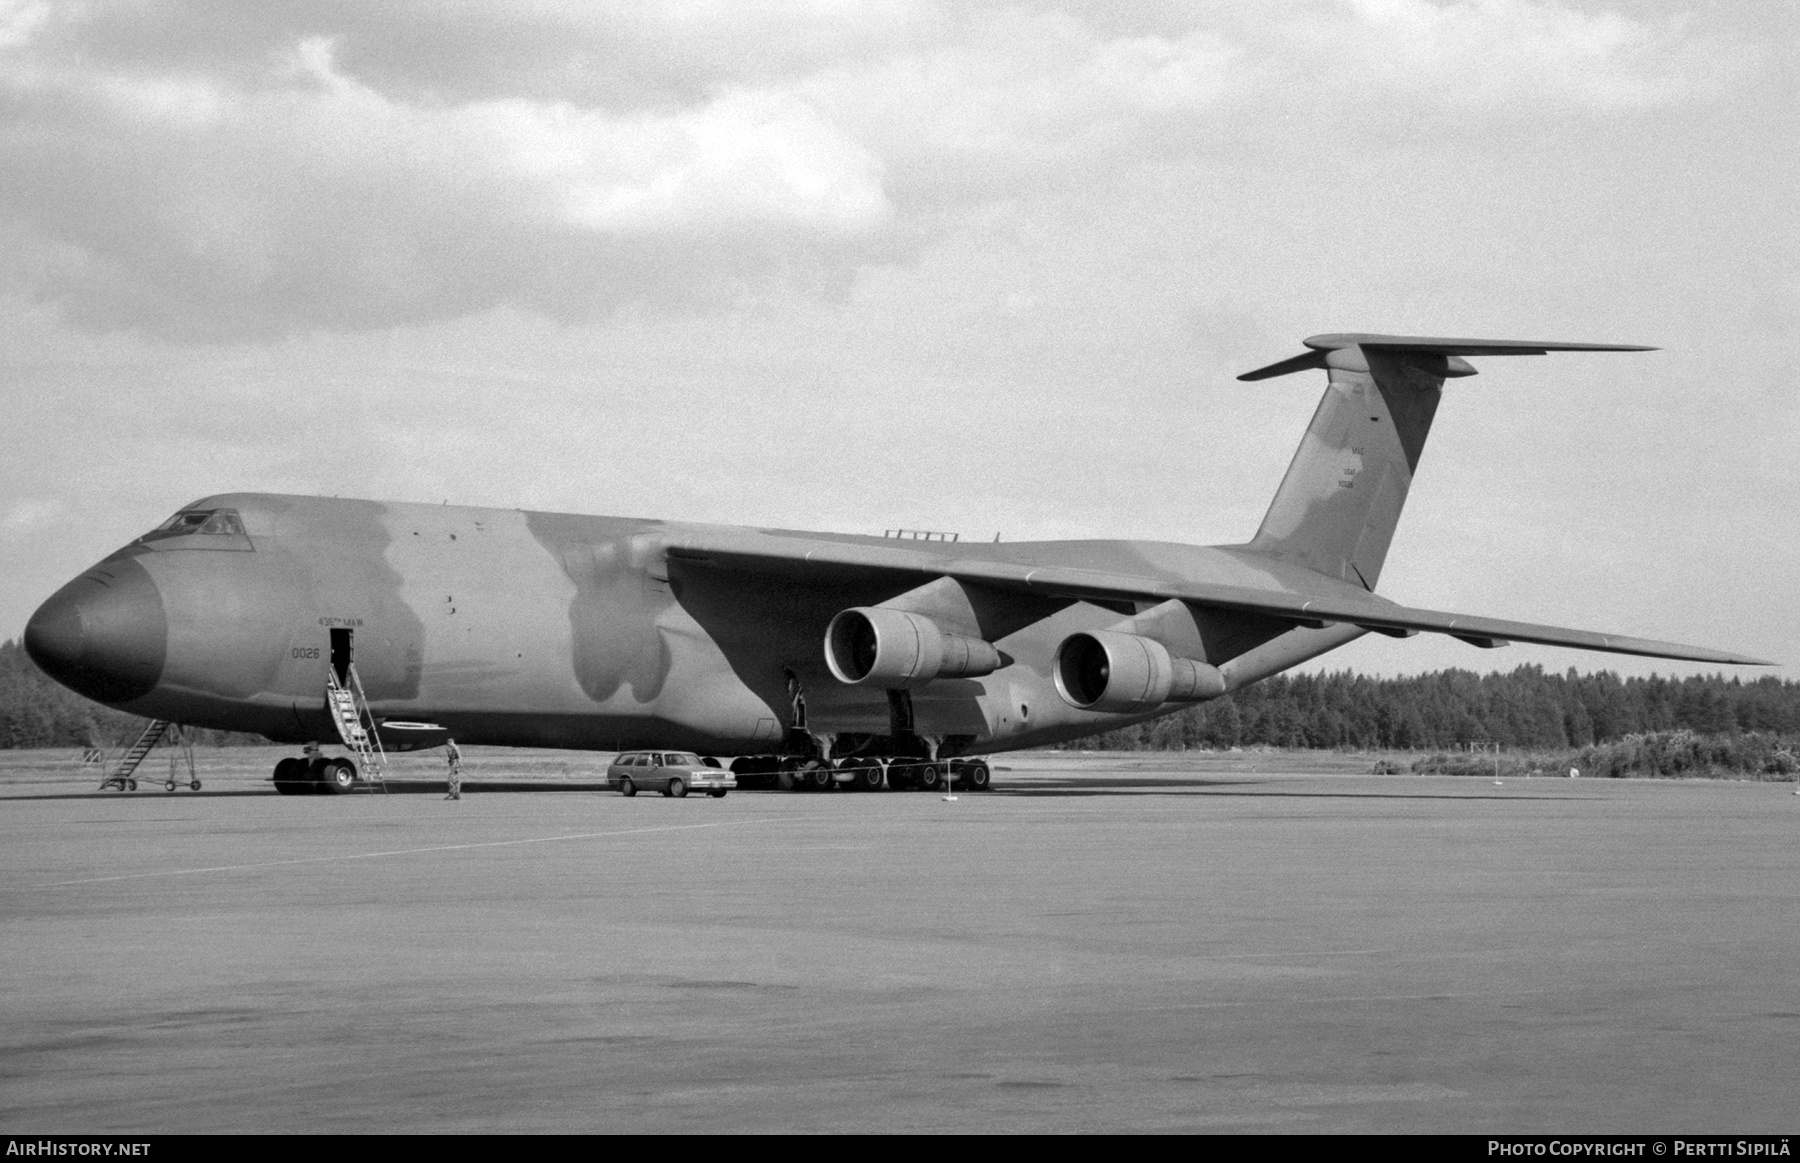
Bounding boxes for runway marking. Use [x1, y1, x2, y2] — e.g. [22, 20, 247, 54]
[1163, 987, 1551, 1010]
[27, 817, 791, 889]
[1206, 949, 1392, 960]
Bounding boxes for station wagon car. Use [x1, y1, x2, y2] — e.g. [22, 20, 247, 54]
[606, 751, 735, 798]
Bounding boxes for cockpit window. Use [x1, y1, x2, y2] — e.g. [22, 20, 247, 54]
[158, 511, 213, 533]
[138, 508, 251, 546]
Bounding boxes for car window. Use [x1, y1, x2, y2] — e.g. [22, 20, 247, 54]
[666, 752, 699, 767]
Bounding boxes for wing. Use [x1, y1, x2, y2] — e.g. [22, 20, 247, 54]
[664, 527, 1772, 667]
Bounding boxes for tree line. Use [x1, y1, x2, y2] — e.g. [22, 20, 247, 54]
[5, 636, 1797, 753]
[1065, 665, 1800, 752]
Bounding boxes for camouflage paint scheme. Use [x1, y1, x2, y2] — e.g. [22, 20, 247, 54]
[24, 336, 1769, 760]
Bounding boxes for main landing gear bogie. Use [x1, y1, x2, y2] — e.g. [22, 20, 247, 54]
[752, 756, 992, 793]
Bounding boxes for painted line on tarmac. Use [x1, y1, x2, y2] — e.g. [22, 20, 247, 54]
[1163, 987, 1551, 1010]
[27, 817, 792, 889]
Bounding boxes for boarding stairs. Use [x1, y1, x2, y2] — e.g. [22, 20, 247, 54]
[98, 719, 200, 792]
[326, 665, 388, 792]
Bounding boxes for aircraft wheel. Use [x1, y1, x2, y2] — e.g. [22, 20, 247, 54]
[840, 760, 883, 791]
[885, 764, 914, 791]
[165, 779, 177, 792]
[318, 758, 357, 795]
[917, 764, 943, 792]
[272, 757, 307, 795]
[670, 777, 688, 798]
[190, 779, 202, 791]
[963, 762, 991, 791]
[803, 761, 834, 792]
[125, 779, 137, 792]
[731, 757, 776, 789]
[620, 777, 637, 797]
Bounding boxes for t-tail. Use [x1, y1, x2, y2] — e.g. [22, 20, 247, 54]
[1236, 333, 1655, 590]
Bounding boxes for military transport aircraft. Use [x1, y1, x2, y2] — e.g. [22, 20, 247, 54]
[23, 333, 1770, 794]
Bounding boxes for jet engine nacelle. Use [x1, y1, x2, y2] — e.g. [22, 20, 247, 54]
[1053, 631, 1227, 713]
[825, 607, 1002, 688]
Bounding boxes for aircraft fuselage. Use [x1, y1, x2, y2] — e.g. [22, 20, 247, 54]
[25, 492, 1361, 757]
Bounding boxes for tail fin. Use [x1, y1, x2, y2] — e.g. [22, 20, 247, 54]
[1238, 334, 1654, 590]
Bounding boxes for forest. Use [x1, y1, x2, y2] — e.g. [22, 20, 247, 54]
[1072, 664, 1800, 752]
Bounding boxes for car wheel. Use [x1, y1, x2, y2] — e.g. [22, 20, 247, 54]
[670, 777, 688, 798]
[620, 777, 637, 797]
[709, 789, 727, 798]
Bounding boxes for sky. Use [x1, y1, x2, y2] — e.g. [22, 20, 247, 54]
[1, 0, 1794, 682]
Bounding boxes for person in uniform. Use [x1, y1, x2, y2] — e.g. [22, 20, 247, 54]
[445, 738, 463, 800]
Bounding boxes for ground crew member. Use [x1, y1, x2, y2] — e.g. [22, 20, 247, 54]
[445, 738, 463, 800]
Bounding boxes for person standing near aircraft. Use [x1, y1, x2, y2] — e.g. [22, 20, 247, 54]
[445, 739, 463, 800]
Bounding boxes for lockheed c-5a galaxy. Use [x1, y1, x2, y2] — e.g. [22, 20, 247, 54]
[24, 334, 1770, 794]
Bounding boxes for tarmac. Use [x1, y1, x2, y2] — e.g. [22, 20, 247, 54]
[1, 748, 1796, 1134]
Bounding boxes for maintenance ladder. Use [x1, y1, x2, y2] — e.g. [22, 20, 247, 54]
[326, 664, 389, 792]
[98, 719, 200, 792]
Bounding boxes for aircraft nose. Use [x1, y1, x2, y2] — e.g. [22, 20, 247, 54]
[24, 556, 168, 705]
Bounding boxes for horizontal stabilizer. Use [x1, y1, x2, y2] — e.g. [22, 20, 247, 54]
[1238, 333, 1656, 381]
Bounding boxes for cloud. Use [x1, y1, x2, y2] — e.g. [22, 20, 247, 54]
[0, 1, 1742, 339]
[0, 31, 893, 336]
[2, 496, 66, 536]
[1274, 0, 1724, 109]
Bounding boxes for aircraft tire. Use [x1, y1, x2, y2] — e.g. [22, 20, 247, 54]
[670, 777, 688, 798]
[620, 777, 637, 797]
[190, 780, 202, 791]
[318, 758, 357, 795]
[165, 779, 177, 792]
[963, 762, 991, 791]
[731, 757, 777, 789]
[917, 764, 943, 792]
[841, 761, 884, 792]
[125, 779, 137, 792]
[272, 757, 309, 796]
[802, 761, 834, 792]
